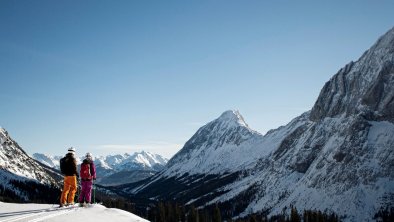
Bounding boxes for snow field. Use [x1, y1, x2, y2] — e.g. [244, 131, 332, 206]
[0, 202, 149, 222]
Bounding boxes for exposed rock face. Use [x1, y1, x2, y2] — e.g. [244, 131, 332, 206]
[362, 62, 394, 122]
[310, 27, 394, 122]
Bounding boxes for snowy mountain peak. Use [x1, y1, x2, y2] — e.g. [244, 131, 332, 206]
[32, 153, 61, 168]
[371, 26, 394, 51]
[32, 150, 168, 185]
[165, 110, 264, 174]
[129, 151, 168, 168]
[217, 110, 249, 128]
[32, 151, 168, 178]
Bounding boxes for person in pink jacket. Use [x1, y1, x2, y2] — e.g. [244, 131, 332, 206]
[79, 152, 96, 205]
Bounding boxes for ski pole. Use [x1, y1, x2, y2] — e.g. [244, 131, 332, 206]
[75, 178, 80, 204]
[52, 193, 61, 208]
[93, 180, 96, 204]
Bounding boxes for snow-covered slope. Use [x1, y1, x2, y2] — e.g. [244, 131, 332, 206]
[0, 202, 148, 222]
[215, 115, 394, 221]
[124, 27, 394, 221]
[33, 151, 168, 185]
[0, 128, 62, 202]
[0, 128, 55, 182]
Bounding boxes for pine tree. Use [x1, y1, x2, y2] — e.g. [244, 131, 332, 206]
[180, 205, 186, 222]
[249, 215, 257, 222]
[212, 204, 222, 222]
[188, 205, 199, 222]
[158, 202, 166, 222]
[290, 206, 301, 222]
[198, 209, 208, 222]
[165, 202, 174, 222]
[174, 203, 181, 222]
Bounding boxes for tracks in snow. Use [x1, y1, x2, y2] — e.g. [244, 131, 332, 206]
[0, 206, 79, 222]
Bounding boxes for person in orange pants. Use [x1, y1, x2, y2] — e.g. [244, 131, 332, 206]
[59, 147, 79, 207]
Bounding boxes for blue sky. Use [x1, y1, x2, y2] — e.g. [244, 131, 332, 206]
[1, 1, 393, 158]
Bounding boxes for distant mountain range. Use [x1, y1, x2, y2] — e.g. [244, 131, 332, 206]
[33, 151, 168, 186]
[117, 27, 394, 221]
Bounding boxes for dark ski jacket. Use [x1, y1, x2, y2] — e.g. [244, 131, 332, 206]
[60, 153, 79, 177]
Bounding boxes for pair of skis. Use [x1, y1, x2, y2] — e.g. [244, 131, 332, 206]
[58, 203, 80, 208]
[58, 202, 102, 208]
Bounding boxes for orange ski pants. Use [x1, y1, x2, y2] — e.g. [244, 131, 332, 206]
[60, 176, 77, 205]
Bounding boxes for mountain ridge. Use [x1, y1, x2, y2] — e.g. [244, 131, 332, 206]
[121, 27, 394, 222]
[310, 27, 394, 122]
[33, 150, 168, 185]
[0, 127, 62, 202]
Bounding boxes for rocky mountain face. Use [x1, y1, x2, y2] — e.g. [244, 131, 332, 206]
[310, 27, 394, 122]
[120, 27, 394, 221]
[164, 110, 268, 176]
[33, 151, 168, 186]
[0, 128, 62, 202]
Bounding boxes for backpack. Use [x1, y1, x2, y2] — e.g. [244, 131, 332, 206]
[80, 163, 91, 179]
[60, 157, 66, 174]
